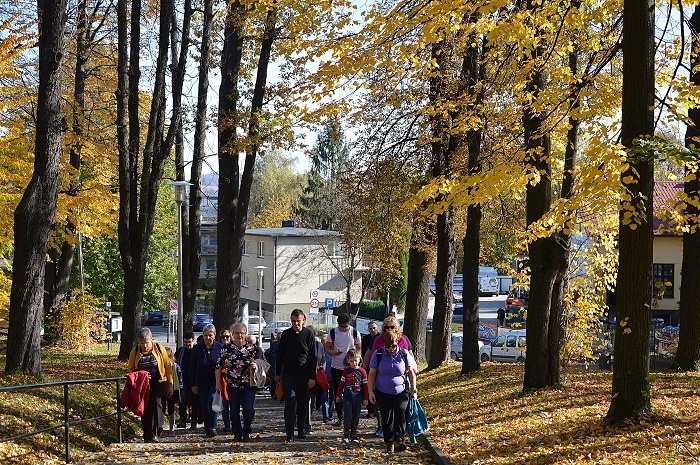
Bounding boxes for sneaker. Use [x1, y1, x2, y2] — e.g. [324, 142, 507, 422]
[189, 424, 197, 430]
[395, 443, 407, 452]
[297, 433, 307, 440]
[242, 434, 251, 442]
[285, 435, 295, 443]
[333, 418, 342, 427]
[386, 443, 394, 453]
[168, 430, 176, 437]
[234, 434, 243, 442]
[376, 428, 384, 438]
[350, 433, 359, 444]
[342, 437, 350, 444]
[177, 422, 187, 429]
[156, 427, 163, 437]
[222, 427, 231, 433]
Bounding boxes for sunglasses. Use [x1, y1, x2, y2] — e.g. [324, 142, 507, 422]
[221, 335, 230, 339]
[384, 325, 396, 330]
[385, 344, 397, 349]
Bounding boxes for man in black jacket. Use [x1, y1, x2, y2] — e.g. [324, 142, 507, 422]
[275, 309, 317, 441]
[174, 331, 196, 428]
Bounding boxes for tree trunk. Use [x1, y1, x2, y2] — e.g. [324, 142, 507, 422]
[186, 0, 213, 330]
[403, 224, 433, 364]
[522, 0, 555, 390]
[117, 0, 178, 359]
[460, 11, 484, 375]
[215, 0, 246, 332]
[675, 6, 700, 372]
[604, 0, 654, 425]
[6, 0, 68, 374]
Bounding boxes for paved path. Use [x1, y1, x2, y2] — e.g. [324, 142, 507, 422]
[78, 391, 436, 464]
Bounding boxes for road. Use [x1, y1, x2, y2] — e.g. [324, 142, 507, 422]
[146, 294, 508, 349]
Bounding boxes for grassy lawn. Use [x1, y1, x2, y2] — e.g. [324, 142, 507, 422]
[0, 341, 139, 464]
[419, 362, 700, 465]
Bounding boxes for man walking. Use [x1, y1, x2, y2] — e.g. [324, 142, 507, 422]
[325, 312, 361, 426]
[276, 309, 317, 442]
[175, 331, 196, 428]
[360, 321, 379, 418]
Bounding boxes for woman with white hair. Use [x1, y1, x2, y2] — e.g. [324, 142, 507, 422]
[127, 327, 173, 443]
[190, 324, 223, 437]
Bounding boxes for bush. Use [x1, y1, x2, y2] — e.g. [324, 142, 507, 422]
[358, 300, 387, 320]
[56, 292, 108, 350]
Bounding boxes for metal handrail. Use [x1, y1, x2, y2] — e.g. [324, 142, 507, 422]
[0, 376, 127, 463]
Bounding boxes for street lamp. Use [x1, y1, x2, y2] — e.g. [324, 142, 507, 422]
[171, 180, 191, 349]
[255, 265, 267, 344]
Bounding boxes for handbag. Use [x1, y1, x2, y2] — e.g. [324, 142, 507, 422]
[315, 367, 330, 392]
[275, 382, 284, 402]
[211, 391, 224, 412]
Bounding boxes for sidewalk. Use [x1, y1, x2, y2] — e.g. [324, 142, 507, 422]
[78, 391, 436, 464]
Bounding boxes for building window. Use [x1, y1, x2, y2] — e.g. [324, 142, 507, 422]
[653, 264, 674, 299]
[243, 240, 249, 256]
[327, 241, 345, 257]
[205, 259, 217, 271]
[257, 273, 265, 291]
[257, 241, 265, 258]
[242, 271, 249, 288]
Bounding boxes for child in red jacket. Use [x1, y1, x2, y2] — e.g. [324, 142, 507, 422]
[335, 349, 368, 443]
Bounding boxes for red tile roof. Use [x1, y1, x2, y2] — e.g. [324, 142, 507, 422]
[654, 180, 683, 236]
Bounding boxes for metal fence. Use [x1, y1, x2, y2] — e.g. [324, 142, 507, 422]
[0, 376, 127, 463]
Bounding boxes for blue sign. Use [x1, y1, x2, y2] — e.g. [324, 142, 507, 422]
[324, 297, 335, 309]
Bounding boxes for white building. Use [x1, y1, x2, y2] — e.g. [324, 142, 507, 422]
[199, 224, 363, 322]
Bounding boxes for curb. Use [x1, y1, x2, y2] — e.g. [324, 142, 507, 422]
[420, 434, 452, 465]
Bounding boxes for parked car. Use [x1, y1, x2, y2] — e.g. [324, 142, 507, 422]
[192, 313, 213, 332]
[262, 320, 292, 340]
[450, 332, 484, 361]
[142, 311, 163, 326]
[479, 330, 526, 362]
[452, 304, 464, 324]
[246, 316, 267, 335]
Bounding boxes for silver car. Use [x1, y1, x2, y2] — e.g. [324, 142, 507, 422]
[261, 320, 291, 340]
[450, 332, 483, 361]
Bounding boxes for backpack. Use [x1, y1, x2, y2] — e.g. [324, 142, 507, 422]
[330, 326, 360, 341]
[376, 346, 409, 367]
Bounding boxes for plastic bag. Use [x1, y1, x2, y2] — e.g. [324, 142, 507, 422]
[211, 391, 224, 412]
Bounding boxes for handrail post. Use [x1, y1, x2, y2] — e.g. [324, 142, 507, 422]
[64, 383, 70, 463]
[116, 378, 123, 443]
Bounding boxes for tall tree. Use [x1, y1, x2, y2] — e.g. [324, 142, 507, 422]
[674, 6, 700, 372]
[215, 3, 278, 332]
[461, 10, 486, 375]
[298, 120, 351, 230]
[184, 0, 213, 331]
[604, 0, 654, 424]
[116, 0, 181, 359]
[6, 0, 68, 374]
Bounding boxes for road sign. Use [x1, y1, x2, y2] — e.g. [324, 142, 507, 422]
[324, 297, 335, 308]
[310, 289, 319, 298]
[170, 300, 178, 311]
[310, 298, 320, 308]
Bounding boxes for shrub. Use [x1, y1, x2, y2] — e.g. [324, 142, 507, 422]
[56, 291, 108, 350]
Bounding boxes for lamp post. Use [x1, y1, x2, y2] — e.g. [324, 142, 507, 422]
[255, 265, 267, 344]
[171, 180, 191, 349]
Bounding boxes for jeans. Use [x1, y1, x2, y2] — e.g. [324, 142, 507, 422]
[316, 389, 330, 421]
[282, 373, 310, 438]
[199, 385, 219, 433]
[375, 389, 409, 445]
[227, 385, 256, 436]
[342, 393, 362, 435]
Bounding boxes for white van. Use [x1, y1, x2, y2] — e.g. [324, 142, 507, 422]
[479, 330, 526, 362]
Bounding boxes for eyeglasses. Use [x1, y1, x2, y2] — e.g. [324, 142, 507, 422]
[384, 325, 396, 330]
[233, 331, 246, 335]
[221, 335, 230, 339]
[385, 344, 397, 349]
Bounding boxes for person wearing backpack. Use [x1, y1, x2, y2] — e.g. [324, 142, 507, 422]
[325, 313, 361, 426]
[367, 330, 417, 453]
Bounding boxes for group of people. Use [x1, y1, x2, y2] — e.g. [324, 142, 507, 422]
[126, 309, 418, 453]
